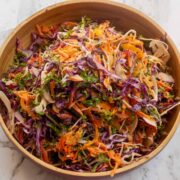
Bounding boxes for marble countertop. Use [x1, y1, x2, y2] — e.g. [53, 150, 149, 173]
[0, 0, 180, 180]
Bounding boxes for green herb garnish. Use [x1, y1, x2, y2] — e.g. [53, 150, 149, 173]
[84, 97, 100, 107]
[102, 111, 114, 122]
[80, 71, 98, 83]
[80, 16, 92, 29]
[47, 122, 61, 136]
[14, 72, 32, 89]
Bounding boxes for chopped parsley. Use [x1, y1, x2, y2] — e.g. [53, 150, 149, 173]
[64, 29, 73, 39]
[80, 71, 98, 84]
[14, 72, 32, 89]
[102, 111, 114, 122]
[79, 16, 92, 29]
[84, 97, 100, 107]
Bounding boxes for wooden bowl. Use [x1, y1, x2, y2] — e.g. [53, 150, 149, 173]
[0, 0, 180, 177]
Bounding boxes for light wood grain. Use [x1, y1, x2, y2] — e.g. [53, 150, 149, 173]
[0, 0, 180, 177]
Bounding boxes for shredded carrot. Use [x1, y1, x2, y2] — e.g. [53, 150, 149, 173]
[28, 53, 43, 67]
[36, 24, 57, 36]
[87, 146, 104, 157]
[122, 43, 143, 59]
[40, 140, 50, 163]
[103, 77, 112, 91]
[16, 127, 23, 144]
[123, 50, 132, 67]
[136, 111, 153, 122]
[71, 103, 83, 116]
[158, 80, 172, 91]
[14, 91, 36, 119]
[56, 127, 83, 161]
[49, 80, 55, 97]
[108, 150, 122, 176]
[62, 21, 78, 29]
[98, 102, 112, 111]
[108, 96, 114, 104]
[54, 45, 80, 62]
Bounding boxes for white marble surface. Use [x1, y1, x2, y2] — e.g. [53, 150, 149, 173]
[0, 0, 180, 180]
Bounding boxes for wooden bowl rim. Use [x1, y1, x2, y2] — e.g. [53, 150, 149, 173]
[0, 0, 180, 177]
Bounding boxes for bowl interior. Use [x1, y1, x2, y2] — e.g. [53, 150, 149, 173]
[0, 0, 180, 177]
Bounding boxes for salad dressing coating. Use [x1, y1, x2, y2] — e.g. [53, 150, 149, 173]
[0, 17, 179, 176]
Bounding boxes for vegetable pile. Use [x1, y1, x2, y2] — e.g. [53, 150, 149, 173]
[0, 17, 179, 176]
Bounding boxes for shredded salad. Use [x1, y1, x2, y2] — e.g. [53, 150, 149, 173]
[0, 17, 179, 176]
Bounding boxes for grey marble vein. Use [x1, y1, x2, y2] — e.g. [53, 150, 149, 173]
[0, 141, 16, 150]
[10, 157, 25, 180]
